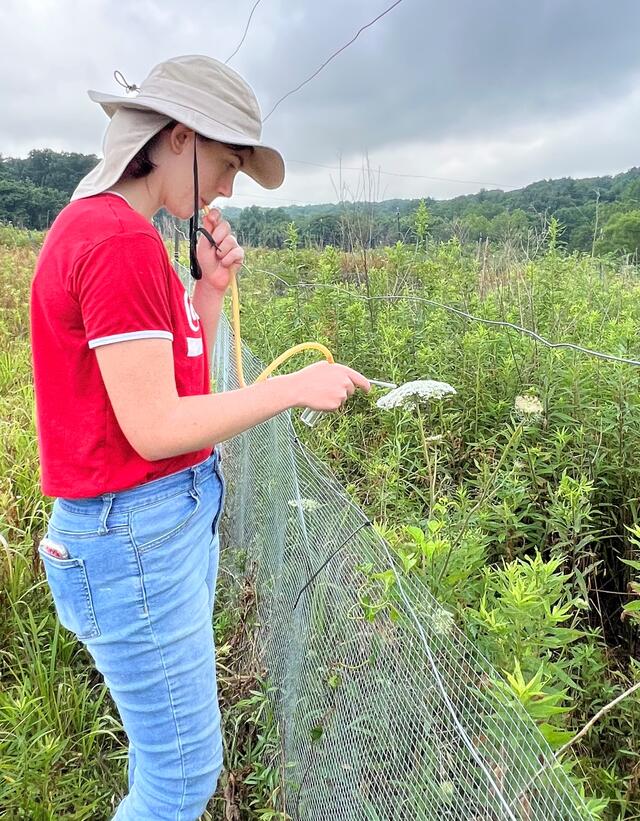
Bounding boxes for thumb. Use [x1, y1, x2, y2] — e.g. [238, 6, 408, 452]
[203, 207, 222, 228]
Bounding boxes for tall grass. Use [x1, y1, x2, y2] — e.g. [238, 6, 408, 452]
[4, 217, 640, 817]
[0, 224, 284, 820]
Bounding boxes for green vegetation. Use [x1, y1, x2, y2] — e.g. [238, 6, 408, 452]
[4, 146, 640, 256]
[3, 208, 640, 817]
[232, 225, 640, 818]
[0, 225, 286, 820]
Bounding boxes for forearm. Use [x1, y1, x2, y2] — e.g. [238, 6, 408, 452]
[191, 279, 225, 366]
[148, 373, 299, 460]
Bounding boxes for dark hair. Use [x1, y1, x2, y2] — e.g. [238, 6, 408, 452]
[119, 120, 255, 181]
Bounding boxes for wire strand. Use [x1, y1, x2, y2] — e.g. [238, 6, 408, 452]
[242, 261, 640, 368]
[262, 0, 405, 122]
[287, 158, 512, 189]
[225, 0, 263, 64]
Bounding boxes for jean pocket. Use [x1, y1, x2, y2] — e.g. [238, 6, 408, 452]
[38, 539, 101, 640]
[129, 488, 201, 553]
[211, 460, 227, 536]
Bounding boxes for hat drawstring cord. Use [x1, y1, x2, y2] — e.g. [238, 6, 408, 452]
[189, 138, 218, 280]
[113, 70, 139, 94]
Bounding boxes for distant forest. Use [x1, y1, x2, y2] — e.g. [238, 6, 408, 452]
[3, 147, 640, 256]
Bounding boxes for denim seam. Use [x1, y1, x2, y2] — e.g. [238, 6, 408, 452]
[75, 558, 101, 639]
[38, 550, 101, 639]
[130, 490, 201, 554]
[46, 524, 129, 538]
[57, 473, 213, 517]
[133, 549, 189, 817]
[128, 530, 150, 619]
[130, 478, 210, 515]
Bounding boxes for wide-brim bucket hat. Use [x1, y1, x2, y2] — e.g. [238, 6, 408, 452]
[71, 53, 285, 202]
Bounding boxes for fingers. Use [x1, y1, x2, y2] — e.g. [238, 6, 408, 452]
[220, 246, 244, 270]
[341, 365, 371, 393]
[202, 207, 222, 228]
[216, 234, 238, 256]
[212, 220, 232, 247]
[202, 211, 234, 247]
[201, 208, 244, 269]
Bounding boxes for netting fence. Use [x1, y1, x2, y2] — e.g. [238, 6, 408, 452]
[178, 263, 592, 820]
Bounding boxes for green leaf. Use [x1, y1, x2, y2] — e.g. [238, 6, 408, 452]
[620, 558, 640, 572]
[539, 723, 574, 749]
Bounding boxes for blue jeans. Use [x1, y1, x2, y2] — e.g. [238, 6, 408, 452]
[38, 449, 226, 820]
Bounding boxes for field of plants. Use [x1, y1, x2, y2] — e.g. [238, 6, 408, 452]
[0, 225, 284, 820]
[2, 217, 640, 818]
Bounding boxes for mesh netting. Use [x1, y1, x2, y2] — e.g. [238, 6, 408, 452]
[180, 266, 591, 820]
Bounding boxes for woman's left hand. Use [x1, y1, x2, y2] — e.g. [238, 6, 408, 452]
[196, 207, 245, 292]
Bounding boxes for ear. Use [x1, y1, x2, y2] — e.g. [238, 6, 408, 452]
[167, 123, 194, 155]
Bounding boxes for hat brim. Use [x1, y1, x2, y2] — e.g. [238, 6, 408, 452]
[88, 90, 285, 190]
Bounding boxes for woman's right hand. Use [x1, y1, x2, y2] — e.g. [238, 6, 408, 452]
[286, 360, 371, 410]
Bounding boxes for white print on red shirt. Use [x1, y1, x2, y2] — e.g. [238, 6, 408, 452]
[183, 290, 203, 356]
[183, 290, 200, 333]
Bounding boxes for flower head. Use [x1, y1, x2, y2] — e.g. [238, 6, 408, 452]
[514, 394, 544, 421]
[288, 497, 321, 512]
[429, 606, 455, 636]
[376, 380, 457, 411]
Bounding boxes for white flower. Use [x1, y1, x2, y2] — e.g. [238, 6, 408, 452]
[376, 380, 457, 411]
[514, 394, 544, 420]
[288, 498, 321, 512]
[429, 607, 455, 636]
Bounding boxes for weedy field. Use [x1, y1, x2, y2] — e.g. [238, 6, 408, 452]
[3, 219, 640, 818]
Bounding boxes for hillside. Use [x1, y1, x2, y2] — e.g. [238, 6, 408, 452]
[3, 148, 640, 254]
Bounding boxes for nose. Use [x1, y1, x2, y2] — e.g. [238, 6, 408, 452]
[217, 168, 240, 200]
[218, 179, 234, 199]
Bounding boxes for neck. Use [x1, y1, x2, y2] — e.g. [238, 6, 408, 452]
[105, 179, 162, 222]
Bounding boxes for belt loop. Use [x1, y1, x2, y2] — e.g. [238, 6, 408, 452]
[97, 493, 115, 536]
[190, 464, 199, 498]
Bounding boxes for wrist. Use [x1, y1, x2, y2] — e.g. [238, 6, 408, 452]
[272, 373, 301, 410]
[193, 277, 227, 297]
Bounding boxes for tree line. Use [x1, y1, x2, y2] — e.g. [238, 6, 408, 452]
[4, 147, 640, 255]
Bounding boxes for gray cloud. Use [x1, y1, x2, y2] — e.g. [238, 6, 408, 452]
[1, 0, 639, 206]
[242, 0, 640, 156]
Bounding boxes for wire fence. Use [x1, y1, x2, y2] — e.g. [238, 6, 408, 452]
[175, 255, 593, 819]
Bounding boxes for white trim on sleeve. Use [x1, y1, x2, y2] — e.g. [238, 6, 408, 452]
[88, 330, 174, 348]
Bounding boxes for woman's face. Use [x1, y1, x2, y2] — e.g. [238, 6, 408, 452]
[158, 125, 248, 219]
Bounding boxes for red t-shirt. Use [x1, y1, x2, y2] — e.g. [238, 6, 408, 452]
[30, 192, 213, 499]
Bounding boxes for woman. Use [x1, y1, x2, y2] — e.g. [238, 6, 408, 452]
[30, 54, 370, 821]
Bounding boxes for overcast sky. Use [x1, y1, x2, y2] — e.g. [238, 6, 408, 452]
[1, 0, 640, 209]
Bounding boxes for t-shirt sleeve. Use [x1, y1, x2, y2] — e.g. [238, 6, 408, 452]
[71, 232, 174, 349]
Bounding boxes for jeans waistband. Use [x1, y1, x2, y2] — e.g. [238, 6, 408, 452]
[57, 448, 222, 518]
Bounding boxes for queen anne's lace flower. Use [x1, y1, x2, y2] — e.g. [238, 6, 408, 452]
[376, 380, 457, 411]
[430, 607, 455, 636]
[514, 394, 544, 420]
[288, 498, 321, 512]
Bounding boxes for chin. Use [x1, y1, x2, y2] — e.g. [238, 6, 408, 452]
[165, 198, 196, 221]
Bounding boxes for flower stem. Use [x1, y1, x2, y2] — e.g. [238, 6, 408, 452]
[436, 422, 524, 584]
[416, 406, 435, 512]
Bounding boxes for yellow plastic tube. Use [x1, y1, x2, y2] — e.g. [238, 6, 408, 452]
[203, 206, 334, 388]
